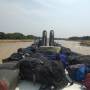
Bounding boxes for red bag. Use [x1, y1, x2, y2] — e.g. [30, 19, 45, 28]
[83, 73, 90, 90]
[0, 80, 8, 90]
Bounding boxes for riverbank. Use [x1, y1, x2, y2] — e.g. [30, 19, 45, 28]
[80, 40, 90, 46]
[65, 39, 90, 46]
[57, 40, 90, 55]
[0, 39, 33, 43]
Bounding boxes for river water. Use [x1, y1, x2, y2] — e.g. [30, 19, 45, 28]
[0, 41, 33, 61]
[56, 40, 90, 55]
[0, 40, 90, 62]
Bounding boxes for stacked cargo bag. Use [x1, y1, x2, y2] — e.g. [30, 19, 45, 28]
[50, 60, 68, 88]
[39, 60, 68, 90]
[19, 57, 68, 89]
[9, 52, 23, 61]
[77, 55, 90, 64]
[22, 47, 33, 55]
[0, 69, 19, 90]
[69, 55, 90, 65]
[25, 45, 37, 53]
[46, 52, 57, 60]
[2, 53, 23, 63]
[41, 51, 58, 60]
[69, 64, 87, 82]
[37, 46, 61, 60]
[19, 57, 51, 82]
[0, 61, 19, 70]
[59, 53, 68, 69]
[31, 53, 47, 60]
[60, 47, 71, 56]
[83, 73, 90, 90]
[3, 48, 24, 63]
[68, 52, 82, 65]
[19, 58, 35, 81]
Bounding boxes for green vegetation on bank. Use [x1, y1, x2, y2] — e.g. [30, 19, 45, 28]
[0, 32, 39, 40]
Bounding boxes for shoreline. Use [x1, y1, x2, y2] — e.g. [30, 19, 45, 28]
[63, 39, 90, 47]
[80, 40, 90, 46]
[0, 39, 33, 43]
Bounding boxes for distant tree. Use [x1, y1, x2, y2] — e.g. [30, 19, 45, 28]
[0, 32, 40, 40]
[68, 37, 81, 40]
[12, 33, 25, 39]
[0, 32, 6, 39]
[69, 36, 90, 40]
[26, 35, 36, 39]
[6, 33, 25, 39]
[81, 36, 90, 40]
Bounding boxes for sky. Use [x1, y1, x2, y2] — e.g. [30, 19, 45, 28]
[0, 0, 90, 38]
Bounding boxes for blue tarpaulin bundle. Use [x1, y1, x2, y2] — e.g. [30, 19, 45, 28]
[59, 53, 68, 68]
[43, 52, 57, 60]
[69, 64, 87, 81]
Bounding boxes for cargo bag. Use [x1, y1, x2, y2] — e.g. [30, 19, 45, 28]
[19, 57, 68, 88]
[0, 61, 19, 70]
[69, 64, 87, 81]
[0, 69, 19, 90]
[42, 52, 58, 60]
[3, 53, 24, 63]
[22, 47, 33, 55]
[19, 57, 51, 81]
[87, 64, 90, 73]
[60, 47, 71, 55]
[37, 47, 61, 60]
[68, 52, 82, 65]
[59, 53, 68, 68]
[77, 55, 90, 64]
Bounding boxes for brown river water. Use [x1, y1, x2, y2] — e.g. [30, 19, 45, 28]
[0, 41, 33, 62]
[56, 40, 90, 55]
[0, 40, 90, 63]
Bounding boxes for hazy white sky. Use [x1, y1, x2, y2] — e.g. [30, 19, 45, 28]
[0, 0, 90, 37]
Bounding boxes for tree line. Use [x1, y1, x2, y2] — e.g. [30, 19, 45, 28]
[68, 36, 90, 40]
[0, 32, 38, 39]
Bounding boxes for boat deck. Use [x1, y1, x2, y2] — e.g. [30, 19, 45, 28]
[15, 80, 84, 90]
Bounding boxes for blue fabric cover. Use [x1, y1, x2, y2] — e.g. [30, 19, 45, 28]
[76, 65, 86, 81]
[71, 65, 87, 81]
[59, 53, 68, 68]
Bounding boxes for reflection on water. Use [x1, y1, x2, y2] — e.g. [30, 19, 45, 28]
[0, 42, 33, 61]
[56, 40, 90, 55]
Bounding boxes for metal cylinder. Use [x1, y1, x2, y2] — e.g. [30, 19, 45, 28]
[42, 30, 47, 46]
[49, 30, 54, 46]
